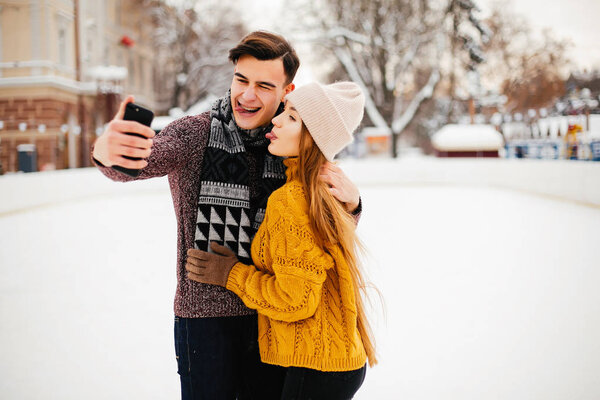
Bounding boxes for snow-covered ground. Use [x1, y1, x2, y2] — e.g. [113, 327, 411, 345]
[1, 159, 600, 399]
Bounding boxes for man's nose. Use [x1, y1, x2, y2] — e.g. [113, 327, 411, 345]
[241, 86, 257, 102]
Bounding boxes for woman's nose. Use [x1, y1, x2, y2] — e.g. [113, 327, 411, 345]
[272, 114, 281, 127]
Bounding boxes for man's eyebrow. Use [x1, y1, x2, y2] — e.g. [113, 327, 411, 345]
[257, 80, 277, 88]
[290, 106, 298, 112]
[234, 73, 276, 88]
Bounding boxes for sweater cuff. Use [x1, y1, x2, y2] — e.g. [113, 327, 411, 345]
[225, 261, 248, 293]
[91, 155, 106, 167]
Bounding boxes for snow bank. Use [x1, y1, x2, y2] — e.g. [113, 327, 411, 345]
[0, 168, 169, 215]
[339, 157, 600, 207]
[2, 157, 600, 215]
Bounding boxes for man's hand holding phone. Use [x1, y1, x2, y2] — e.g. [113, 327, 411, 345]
[92, 95, 156, 177]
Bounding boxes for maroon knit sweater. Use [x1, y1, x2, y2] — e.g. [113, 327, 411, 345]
[94, 112, 258, 318]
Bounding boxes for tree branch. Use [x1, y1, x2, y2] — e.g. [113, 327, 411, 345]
[333, 46, 391, 131]
[392, 69, 440, 134]
[327, 27, 370, 45]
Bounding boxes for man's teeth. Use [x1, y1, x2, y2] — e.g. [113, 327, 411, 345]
[240, 105, 260, 112]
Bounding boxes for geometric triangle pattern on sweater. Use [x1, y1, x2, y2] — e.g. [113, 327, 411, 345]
[195, 204, 253, 261]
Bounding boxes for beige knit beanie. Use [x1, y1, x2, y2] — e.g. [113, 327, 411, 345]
[285, 81, 365, 161]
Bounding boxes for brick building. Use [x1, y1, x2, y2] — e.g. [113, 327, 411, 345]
[0, 0, 159, 172]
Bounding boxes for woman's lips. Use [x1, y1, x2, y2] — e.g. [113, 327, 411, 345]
[265, 131, 277, 140]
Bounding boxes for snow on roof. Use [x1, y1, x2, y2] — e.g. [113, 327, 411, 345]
[432, 124, 504, 151]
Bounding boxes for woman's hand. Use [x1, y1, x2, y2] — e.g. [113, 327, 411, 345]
[320, 162, 360, 213]
[185, 242, 239, 287]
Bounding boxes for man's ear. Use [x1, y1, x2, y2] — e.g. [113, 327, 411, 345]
[281, 83, 295, 101]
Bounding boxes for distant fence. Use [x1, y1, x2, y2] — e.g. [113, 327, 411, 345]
[505, 138, 600, 161]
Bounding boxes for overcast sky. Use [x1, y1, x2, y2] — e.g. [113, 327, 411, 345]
[477, 0, 600, 71]
[242, 0, 600, 72]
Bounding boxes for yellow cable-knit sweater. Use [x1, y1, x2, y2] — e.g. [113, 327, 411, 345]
[226, 157, 367, 372]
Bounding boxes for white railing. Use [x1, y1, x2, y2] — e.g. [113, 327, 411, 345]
[0, 59, 76, 75]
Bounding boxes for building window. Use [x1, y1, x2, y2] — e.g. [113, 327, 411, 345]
[86, 35, 93, 63]
[115, 0, 121, 25]
[139, 55, 145, 91]
[104, 44, 109, 65]
[58, 27, 67, 66]
[129, 54, 135, 88]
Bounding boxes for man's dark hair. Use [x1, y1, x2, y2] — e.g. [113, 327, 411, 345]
[229, 31, 300, 85]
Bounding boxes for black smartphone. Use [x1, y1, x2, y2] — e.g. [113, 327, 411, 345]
[111, 102, 155, 177]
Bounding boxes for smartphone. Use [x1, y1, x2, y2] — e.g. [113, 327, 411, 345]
[111, 102, 155, 177]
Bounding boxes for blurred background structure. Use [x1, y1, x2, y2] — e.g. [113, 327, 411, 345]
[0, 0, 598, 169]
[0, 0, 155, 171]
[0, 0, 242, 172]
[0, 0, 600, 172]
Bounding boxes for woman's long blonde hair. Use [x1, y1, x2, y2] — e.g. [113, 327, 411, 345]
[289, 125, 378, 367]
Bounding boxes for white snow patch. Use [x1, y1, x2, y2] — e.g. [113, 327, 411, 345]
[432, 124, 504, 151]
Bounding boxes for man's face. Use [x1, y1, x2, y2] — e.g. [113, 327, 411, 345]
[230, 55, 294, 130]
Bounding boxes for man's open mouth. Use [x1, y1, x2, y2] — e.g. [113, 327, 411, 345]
[237, 101, 261, 114]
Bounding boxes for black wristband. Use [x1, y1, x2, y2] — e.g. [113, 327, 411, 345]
[91, 156, 106, 167]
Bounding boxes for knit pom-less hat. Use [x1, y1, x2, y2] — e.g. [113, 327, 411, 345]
[285, 82, 365, 161]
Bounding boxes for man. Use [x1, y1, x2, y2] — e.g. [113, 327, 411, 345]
[92, 31, 361, 399]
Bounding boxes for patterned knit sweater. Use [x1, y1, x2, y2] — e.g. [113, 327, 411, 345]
[226, 157, 367, 372]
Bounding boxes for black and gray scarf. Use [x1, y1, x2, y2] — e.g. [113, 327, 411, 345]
[194, 91, 287, 264]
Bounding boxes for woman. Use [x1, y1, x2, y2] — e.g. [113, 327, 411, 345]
[185, 81, 377, 399]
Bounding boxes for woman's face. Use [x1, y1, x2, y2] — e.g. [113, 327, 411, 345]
[267, 100, 303, 157]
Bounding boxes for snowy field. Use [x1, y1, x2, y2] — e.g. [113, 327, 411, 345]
[1, 159, 600, 399]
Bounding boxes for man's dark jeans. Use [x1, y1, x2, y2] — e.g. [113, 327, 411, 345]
[174, 314, 286, 400]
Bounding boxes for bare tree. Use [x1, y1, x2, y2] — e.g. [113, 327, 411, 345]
[288, 0, 491, 157]
[145, 0, 246, 112]
[480, 5, 570, 112]
[289, 0, 444, 157]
